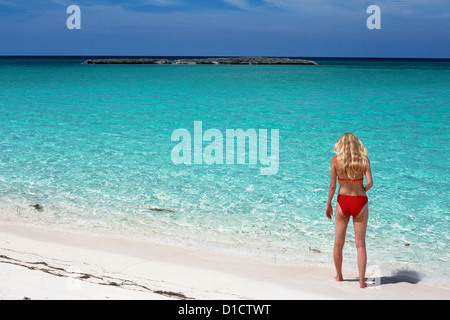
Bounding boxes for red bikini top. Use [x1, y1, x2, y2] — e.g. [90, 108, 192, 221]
[338, 178, 363, 183]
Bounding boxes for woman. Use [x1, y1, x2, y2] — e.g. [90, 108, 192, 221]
[326, 133, 373, 288]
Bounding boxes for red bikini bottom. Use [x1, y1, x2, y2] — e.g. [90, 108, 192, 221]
[337, 195, 368, 218]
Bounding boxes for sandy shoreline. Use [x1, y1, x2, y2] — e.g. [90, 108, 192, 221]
[0, 222, 448, 300]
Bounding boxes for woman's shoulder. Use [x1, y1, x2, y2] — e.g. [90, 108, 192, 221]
[330, 156, 339, 167]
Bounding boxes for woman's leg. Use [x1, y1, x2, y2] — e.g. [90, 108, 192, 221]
[334, 203, 350, 281]
[353, 204, 369, 288]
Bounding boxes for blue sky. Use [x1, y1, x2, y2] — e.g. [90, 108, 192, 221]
[0, 0, 449, 57]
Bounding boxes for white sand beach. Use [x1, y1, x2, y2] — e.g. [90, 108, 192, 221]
[0, 222, 448, 300]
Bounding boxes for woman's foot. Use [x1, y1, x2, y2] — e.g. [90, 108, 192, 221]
[334, 274, 343, 282]
[360, 280, 367, 288]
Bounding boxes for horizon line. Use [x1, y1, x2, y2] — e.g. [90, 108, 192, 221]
[1, 55, 449, 60]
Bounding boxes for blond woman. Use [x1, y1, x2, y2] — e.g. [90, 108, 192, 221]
[326, 133, 373, 288]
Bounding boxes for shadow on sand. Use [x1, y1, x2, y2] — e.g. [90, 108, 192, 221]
[379, 270, 422, 285]
[346, 269, 422, 286]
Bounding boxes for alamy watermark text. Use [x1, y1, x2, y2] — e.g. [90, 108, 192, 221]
[171, 121, 279, 175]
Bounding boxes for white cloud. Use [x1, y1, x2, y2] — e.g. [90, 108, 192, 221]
[222, 0, 251, 10]
[139, 0, 182, 6]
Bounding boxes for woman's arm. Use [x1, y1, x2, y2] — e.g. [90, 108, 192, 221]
[326, 157, 337, 219]
[364, 157, 373, 192]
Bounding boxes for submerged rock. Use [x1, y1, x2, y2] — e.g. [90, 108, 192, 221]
[30, 204, 43, 211]
[149, 207, 176, 213]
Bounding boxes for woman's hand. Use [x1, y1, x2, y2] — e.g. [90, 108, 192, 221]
[326, 203, 333, 220]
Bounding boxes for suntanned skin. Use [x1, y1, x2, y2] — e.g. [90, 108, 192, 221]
[326, 156, 373, 288]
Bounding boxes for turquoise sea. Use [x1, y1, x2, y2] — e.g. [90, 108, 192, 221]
[0, 57, 449, 282]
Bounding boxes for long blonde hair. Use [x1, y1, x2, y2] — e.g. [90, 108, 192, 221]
[334, 133, 368, 179]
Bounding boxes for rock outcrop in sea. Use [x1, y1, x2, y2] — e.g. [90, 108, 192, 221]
[82, 57, 318, 65]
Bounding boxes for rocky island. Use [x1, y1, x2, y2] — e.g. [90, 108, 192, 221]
[82, 57, 318, 65]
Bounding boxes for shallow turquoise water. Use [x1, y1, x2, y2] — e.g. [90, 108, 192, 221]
[0, 57, 449, 282]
